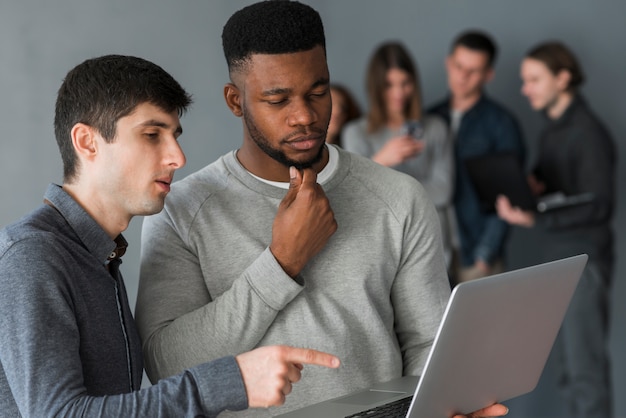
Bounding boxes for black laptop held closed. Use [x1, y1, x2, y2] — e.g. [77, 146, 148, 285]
[465, 152, 534, 212]
[465, 152, 594, 213]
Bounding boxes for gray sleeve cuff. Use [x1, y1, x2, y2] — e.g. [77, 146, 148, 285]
[190, 356, 248, 416]
[244, 247, 304, 310]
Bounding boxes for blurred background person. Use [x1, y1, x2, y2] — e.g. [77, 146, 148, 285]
[326, 83, 362, 147]
[343, 41, 454, 273]
[497, 41, 615, 418]
[428, 30, 525, 284]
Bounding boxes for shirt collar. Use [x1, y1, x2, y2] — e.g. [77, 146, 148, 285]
[247, 144, 339, 189]
[43, 183, 127, 266]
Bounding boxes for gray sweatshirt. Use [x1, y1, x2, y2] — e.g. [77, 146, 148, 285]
[342, 115, 455, 266]
[0, 184, 248, 417]
[136, 146, 450, 416]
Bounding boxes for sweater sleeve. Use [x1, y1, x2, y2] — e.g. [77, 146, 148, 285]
[536, 126, 615, 230]
[136, 207, 304, 382]
[391, 183, 451, 375]
[0, 238, 247, 417]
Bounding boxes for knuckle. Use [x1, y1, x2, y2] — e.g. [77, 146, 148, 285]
[275, 345, 289, 359]
[303, 349, 317, 364]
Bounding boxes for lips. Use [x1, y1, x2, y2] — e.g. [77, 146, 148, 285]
[286, 134, 324, 151]
[155, 178, 172, 193]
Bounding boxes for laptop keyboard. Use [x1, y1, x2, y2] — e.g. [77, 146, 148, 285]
[344, 396, 413, 417]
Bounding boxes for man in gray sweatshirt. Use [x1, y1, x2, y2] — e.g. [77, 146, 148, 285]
[0, 54, 340, 417]
[136, 2, 508, 418]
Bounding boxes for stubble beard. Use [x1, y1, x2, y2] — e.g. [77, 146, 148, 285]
[243, 103, 325, 170]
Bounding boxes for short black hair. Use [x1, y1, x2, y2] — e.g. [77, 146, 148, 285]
[54, 54, 192, 182]
[222, 0, 326, 74]
[451, 30, 498, 67]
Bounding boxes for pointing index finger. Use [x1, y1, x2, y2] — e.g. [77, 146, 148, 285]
[285, 347, 340, 369]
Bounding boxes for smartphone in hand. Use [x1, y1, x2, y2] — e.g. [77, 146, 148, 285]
[402, 120, 424, 139]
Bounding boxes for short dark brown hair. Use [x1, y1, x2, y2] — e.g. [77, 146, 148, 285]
[451, 30, 498, 67]
[54, 55, 192, 182]
[525, 41, 585, 92]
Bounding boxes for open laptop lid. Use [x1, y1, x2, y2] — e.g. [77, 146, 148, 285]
[276, 255, 587, 418]
[406, 254, 588, 417]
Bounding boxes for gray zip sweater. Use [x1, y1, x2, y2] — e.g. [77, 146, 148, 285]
[136, 146, 450, 416]
[0, 184, 247, 417]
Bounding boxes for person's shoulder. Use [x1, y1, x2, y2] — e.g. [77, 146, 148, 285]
[479, 95, 519, 120]
[340, 149, 430, 203]
[165, 153, 233, 207]
[569, 97, 615, 145]
[1, 206, 62, 252]
[572, 96, 610, 128]
[342, 117, 367, 135]
[423, 113, 448, 133]
[0, 213, 69, 276]
[145, 152, 237, 234]
[420, 114, 450, 147]
[427, 97, 449, 115]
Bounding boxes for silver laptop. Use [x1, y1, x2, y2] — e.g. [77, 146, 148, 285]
[277, 254, 587, 418]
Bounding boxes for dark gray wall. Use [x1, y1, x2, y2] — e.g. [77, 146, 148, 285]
[1, 1, 624, 416]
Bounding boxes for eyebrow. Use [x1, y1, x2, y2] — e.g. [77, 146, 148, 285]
[139, 119, 183, 136]
[261, 77, 330, 97]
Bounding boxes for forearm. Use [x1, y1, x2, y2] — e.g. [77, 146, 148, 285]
[138, 245, 303, 381]
[55, 359, 246, 418]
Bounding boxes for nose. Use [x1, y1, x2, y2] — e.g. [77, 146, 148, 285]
[460, 69, 471, 81]
[167, 137, 186, 169]
[287, 98, 317, 127]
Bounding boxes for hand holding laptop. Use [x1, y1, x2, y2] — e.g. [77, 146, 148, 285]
[276, 256, 586, 418]
[496, 195, 535, 227]
[453, 403, 509, 418]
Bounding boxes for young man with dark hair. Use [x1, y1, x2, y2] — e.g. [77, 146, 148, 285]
[429, 30, 526, 284]
[137, 2, 507, 417]
[0, 54, 339, 417]
[497, 41, 615, 418]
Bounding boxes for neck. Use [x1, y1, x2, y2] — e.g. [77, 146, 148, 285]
[62, 183, 129, 239]
[451, 91, 481, 113]
[547, 91, 574, 120]
[236, 145, 329, 182]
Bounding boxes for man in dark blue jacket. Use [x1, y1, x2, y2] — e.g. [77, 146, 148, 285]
[429, 30, 525, 284]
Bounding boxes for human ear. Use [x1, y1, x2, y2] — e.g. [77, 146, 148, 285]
[485, 67, 495, 83]
[224, 83, 243, 117]
[556, 70, 572, 91]
[70, 123, 98, 160]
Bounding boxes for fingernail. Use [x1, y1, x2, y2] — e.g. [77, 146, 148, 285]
[289, 166, 296, 180]
[332, 357, 340, 367]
